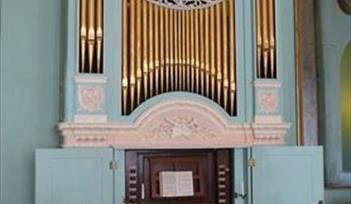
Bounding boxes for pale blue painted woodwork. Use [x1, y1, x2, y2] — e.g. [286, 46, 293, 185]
[113, 149, 126, 204]
[64, 0, 78, 121]
[1, 0, 63, 204]
[242, 0, 255, 122]
[234, 149, 250, 204]
[35, 149, 114, 204]
[276, 0, 297, 144]
[105, 0, 122, 121]
[250, 146, 324, 204]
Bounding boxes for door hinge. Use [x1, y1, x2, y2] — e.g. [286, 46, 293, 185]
[110, 160, 118, 170]
[248, 158, 256, 167]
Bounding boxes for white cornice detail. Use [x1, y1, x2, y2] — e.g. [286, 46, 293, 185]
[75, 75, 107, 83]
[254, 80, 282, 88]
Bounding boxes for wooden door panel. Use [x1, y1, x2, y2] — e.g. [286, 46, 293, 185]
[251, 146, 324, 204]
[35, 148, 114, 204]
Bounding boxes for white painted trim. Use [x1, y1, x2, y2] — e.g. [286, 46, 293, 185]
[254, 80, 282, 88]
[254, 115, 282, 123]
[75, 75, 107, 83]
[74, 114, 108, 123]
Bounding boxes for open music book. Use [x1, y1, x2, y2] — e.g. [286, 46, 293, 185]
[159, 171, 194, 197]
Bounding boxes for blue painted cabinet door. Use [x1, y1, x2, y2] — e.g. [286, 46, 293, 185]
[35, 148, 114, 204]
[251, 146, 324, 204]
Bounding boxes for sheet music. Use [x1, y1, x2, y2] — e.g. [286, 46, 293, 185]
[159, 171, 194, 197]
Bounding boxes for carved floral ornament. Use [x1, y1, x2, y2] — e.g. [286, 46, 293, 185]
[146, 0, 224, 10]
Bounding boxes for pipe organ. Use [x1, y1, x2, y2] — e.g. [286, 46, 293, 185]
[255, 0, 276, 79]
[121, 0, 237, 116]
[79, 0, 104, 74]
[41, 0, 302, 203]
[60, 0, 294, 149]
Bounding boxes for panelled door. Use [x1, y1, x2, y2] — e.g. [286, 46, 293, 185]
[35, 148, 123, 204]
[250, 146, 324, 204]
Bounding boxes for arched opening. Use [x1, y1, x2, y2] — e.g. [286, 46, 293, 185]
[340, 41, 351, 172]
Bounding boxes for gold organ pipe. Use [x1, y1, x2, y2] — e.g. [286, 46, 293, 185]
[205, 8, 210, 97]
[175, 11, 179, 91]
[122, 0, 237, 115]
[256, 0, 262, 77]
[170, 9, 174, 91]
[148, 3, 154, 96]
[195, 10, 200, 93]
[216, 3, 222, 104]
[200, 10, 205, 95]
[262, 0, 269, 78]
[165, 8, 170, 92]
[190, 11, 195, 92]
[80, 0, 87, 73]
[129, 0, 136, 111]
[210, 6, 216, 100]
[186, 11, 191, 91]
[229, 0, 236, 115]
[222, 0, 229, 111]
[182, 11, 186, 91]
[122, 0, 128, 114]
[268, 0, 275, 78]
[96, 0, 103, 73]
[87, 0, 95, 73]
[136, 0, 142, 105]
[178, 10, 184, 91]
[160, 7, 165, 93]
[154, 5, 160, 95]
[143, 0, 149, 99]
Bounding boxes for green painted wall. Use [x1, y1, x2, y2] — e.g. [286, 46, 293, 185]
[316, 0, 351, 202]
[0, 0, 64, 204]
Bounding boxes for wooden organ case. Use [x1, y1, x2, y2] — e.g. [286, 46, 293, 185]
[58, 0, 294, 203]
[126, 149, 232, 204]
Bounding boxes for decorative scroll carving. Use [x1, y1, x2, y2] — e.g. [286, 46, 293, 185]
[147, 0, 224, 10]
